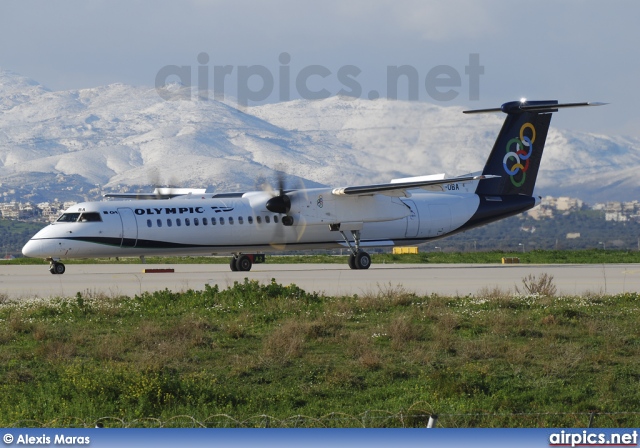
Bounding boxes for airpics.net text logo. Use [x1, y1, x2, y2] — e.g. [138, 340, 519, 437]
[155, 53, 484, 106]
[549, 430, 638, 447]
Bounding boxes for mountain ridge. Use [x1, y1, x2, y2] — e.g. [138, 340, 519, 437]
[0, 68, 636, 204]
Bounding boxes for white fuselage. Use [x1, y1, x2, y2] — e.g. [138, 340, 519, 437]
[22, 187, 482, 260]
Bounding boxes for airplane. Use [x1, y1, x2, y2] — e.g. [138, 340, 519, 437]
[22, 99, 604, 274]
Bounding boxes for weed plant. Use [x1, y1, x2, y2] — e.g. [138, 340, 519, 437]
[1, 278, 640, 427]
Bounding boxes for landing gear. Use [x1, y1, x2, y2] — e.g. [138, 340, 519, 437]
[340, 230, 371, 270]
[229, 254, 266, 272]
[49, 261, 65, 275]
[355, 250, 371, 269]
[236, 255, 252, 272]
[348, 251, 371, 269]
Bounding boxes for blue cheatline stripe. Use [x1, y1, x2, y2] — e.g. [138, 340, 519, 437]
[30, 236, 436, 251]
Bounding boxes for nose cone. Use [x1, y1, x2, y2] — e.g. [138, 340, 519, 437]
[22, 239, 42, 258]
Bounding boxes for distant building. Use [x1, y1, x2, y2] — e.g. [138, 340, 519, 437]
[605, 212, 628, 222]
[606, 202, 622, 212]
[34, 201, 76, 222]
[527, 206, 553, 220]
[0, 201, 36, 219]
[556, 196, 583, 211]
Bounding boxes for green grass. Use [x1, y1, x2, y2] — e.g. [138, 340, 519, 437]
[8, 249, 640, 266]
[1, 278, 640, 427]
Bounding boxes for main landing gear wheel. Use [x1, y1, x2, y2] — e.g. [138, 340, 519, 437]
[236, 255, 252, 272]
[347, 251, 370, 269]
[339, 229, 371, 270]
[229, 255, 253, 272]
[355, 251, 371, 270]
[348, 254, 357, 270]
[49, 261, 65, 275]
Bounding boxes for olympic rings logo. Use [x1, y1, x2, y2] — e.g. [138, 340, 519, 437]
[503, 122, 536, 187]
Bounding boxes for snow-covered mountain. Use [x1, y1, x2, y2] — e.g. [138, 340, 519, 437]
[0, 69, 372, 200]
[250, 97, 640, 203]
[0, 68, 638, 203]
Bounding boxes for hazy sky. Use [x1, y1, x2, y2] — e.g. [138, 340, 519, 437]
[1, 0, 637, 137]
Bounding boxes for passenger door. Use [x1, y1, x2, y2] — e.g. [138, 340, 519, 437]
[118, 208, 138, 248]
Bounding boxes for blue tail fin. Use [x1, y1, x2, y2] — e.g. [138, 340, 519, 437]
[459, 100, 605, 230]
[471, 100, 556, 196]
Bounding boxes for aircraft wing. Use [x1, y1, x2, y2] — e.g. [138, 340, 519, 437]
[331, 175, 498, 197]
[104, 193, 182, 199]
[104, 188, 207, 199]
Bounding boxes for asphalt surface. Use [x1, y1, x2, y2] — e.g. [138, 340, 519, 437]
[1, 263, 639, 299]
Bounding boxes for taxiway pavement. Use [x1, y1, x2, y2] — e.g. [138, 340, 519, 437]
[1, 263, 638, 299]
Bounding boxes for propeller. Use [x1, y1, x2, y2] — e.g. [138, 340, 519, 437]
[258, 169, 309, 249]
[265, 171, 291, 214]
[148, 167, 179, 199]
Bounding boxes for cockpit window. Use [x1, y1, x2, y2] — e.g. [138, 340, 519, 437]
[56, 212, 103, 223]
[79, 212, 102, 222]
[57, 213, 81, 222]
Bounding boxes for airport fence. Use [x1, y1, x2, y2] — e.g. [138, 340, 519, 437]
[8, 407, 640, 428]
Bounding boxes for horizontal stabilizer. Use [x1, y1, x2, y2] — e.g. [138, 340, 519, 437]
[463, 100, 607, 115]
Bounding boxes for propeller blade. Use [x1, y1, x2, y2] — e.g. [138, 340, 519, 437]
[277, 170, 286, 197]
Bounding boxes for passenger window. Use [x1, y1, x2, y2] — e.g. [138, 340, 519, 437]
[211, 217, 217, 225]
[167, 219, 172, 227]
[265, 216, 270, 224]
[185, 218, 191, 226]
[220, 217, 225, 225]
[238, 216, 243, 224]
[177, 218, 182, 226]
[248, 216, 253, 224]
[203, 218, 208, 225]
[274, 215, 279, 223]
[157, 219, 162, 227]
[194, 218, 199, 226]
[256, 216, 262, 224]
[147, 219, 152, 228]
[229, 217, 234, 225]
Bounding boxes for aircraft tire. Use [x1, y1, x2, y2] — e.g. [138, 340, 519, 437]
[348, 254, 357, 269]
[50, 262, 65, 275]
[230, 257, 239, 271]
[236, 255, 252, 272]
[355, 251, 371, 270]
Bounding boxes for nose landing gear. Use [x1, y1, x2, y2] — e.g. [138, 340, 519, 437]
[229, 253, 266, 272]
[49, 261, 66, 275]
